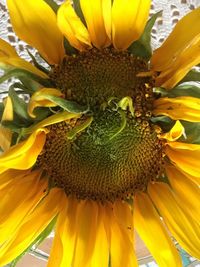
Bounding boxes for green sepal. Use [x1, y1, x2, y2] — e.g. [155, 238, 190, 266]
[151, 116, 175, 133]
[41, 94, 89, 114]
[64, 38, 78, 55]
[155, 84, 200, 99]
[27, 49, 50, 74]
[178, 69, 200, 84]
[43, 0, 59, 13]
[2, 120, 27, 134]
[8, 216, 57, 267]
[20, 77, 43, 93]
[0, 102, 3, 120]
[128, 11, 162, 61]
[73, 0, 87, 26]
[179, 121, 200, 144]
[8, 87, 31, 121]
[0, 68, 53, 88]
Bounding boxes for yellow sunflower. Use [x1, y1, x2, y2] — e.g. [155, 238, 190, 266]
[0, 0, 200, 266]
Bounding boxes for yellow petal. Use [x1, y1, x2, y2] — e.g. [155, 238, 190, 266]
[165, 141, 200, 178]
[89, 204, 109, 267]
[0, 38, 18, 57]
[155, 36, 200, 89]
[80, 0, 111, 48]
[148, 182, 200, 259]
[113, 200, 133, 240]
[73, 200, 98, 267]
[0, 97, 13, 151]
[154, 96, 200, 122]
[159, 120, 185, 141]
[0, 128, 48, 174]
[165, 164, 200, 224]
[28, 88, 64, 118]
[151, 8, 200, 71]
[57, 1, 91, 51]
[105, 204, 137, 267]
[23, 111, 81, 135]
[0, 188, 65, 266]
[112, 0, 151, 50]
[0, 170, 48, 245]
[7, 0, 65, 64]
[0, 169, 29, 190]
[48, 196, 78, 267]
[134, 192, 182, 267]
[102, 0, 112, 40]
[0, 38, 48, 78]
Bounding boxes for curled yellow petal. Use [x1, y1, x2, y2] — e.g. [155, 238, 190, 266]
[80, 0, 111, 48]
[165, 141, 200, 178]
[28, 88, 64, 118]
[7, 0, 65, 64]
[148, 182, 200, 259]
[151, 8, 200, 71]
[0, 97, 13, 151]
[159, 120, 185, 141]
[57, 0, 91, 51]
[134, 192, 182, 267]
[112, 0, 151, 50]
[154, 96, 200, 122]
[0, 38, 48, 78]
[0, 128, 48, 174]
[165, 164, 200, 224]
[23, 111, 81, 135]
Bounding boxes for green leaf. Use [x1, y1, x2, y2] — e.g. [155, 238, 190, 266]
[8, 216, 57, 267]
[8, 87, 30, 121]
[42, 94, 89, 114]
[43, 0, 59, 13]
[0, 68, 53, 88]
[73, 0, 87, 26]
[129, 11, 162, 60]
[178, 69, 200, 84]
[33, 107, 52, 122]
[2, 120, 23, 133]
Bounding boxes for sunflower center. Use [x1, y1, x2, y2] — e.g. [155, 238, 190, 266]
[38, 48, 165, 202]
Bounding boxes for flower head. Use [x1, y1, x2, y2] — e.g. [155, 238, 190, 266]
[0, 1, 200, 266]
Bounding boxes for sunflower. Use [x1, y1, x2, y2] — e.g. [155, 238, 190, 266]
[0, 0, 200, 266]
